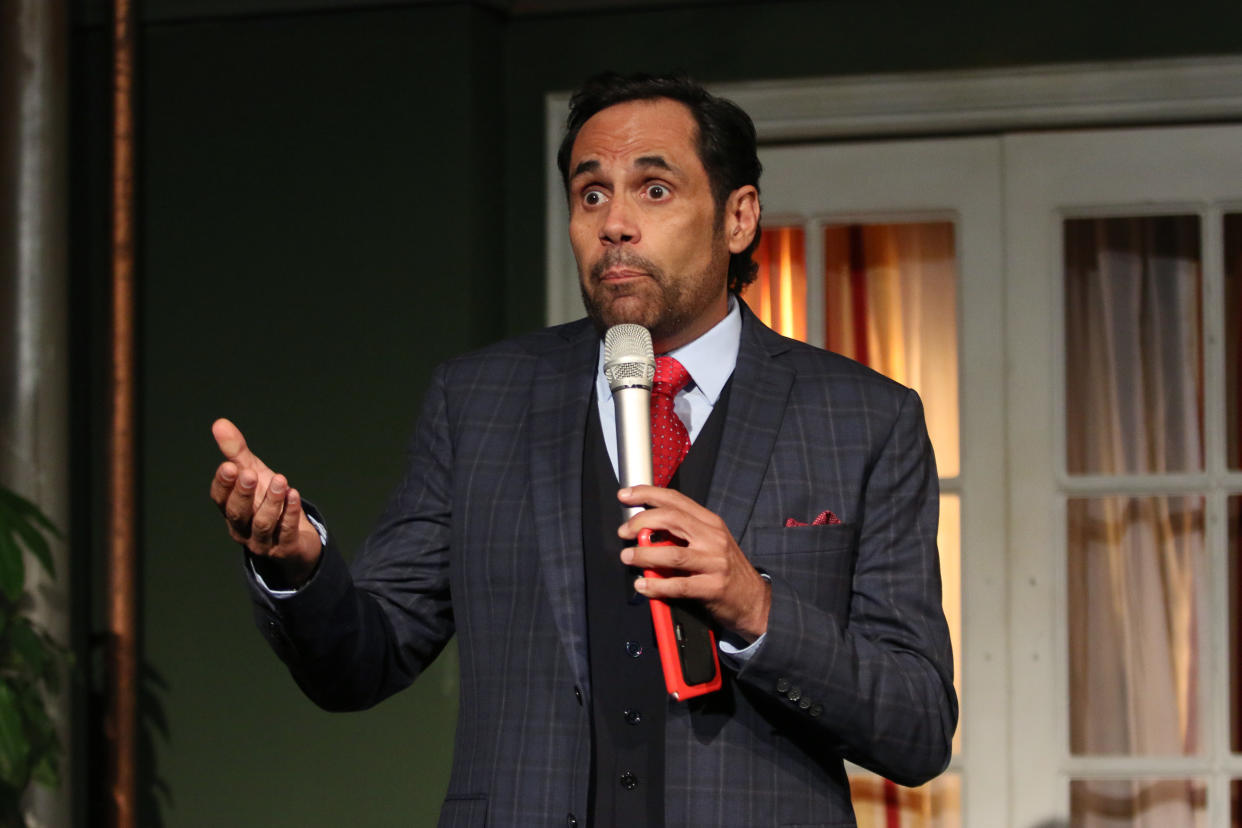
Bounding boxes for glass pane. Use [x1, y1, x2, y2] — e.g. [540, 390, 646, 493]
[750, 225, 807, 342]
[1226, 213, 1242, 470]
[1064, 215, 1204, 475]
[849, 771, 961, 828]
[822, 221, 960, 477]
[1070, 778, 1205, 826]
[939, 494, 961, 755]
[1231, 496, 1242, 753]
[1068, 496, 1203, 756]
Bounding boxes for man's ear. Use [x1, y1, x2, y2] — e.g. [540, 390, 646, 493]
[724, 186, 760, 254]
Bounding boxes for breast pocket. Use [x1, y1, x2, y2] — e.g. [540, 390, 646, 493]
[746, 524, 857, 614]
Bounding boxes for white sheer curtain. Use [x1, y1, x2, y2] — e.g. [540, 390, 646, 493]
[1064, 217, 1204, 827]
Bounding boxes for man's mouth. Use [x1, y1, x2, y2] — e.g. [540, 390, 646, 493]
[600, 267, 648, 282]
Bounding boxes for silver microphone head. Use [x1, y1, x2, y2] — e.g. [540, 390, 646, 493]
[603, 324, 655, 392]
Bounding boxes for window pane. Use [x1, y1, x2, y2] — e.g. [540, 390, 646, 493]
[849, 772, 960, 828]
[749, 225, 806, 342]
[1064, 216, 1204, 475]
[1226, 213, 1242, 470]
[1070, 778, 1205, 826]
[1068, 496, 1203, 756]
[822, 222, 960, 477]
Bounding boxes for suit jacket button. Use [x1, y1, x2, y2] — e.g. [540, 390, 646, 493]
[574, 686, 583, 705]
[808, 703, 823, 718]
[798, 697, 811, 710]
[619, 771, 638, 790]
[625, 641, 644, 658]
[566, 813, 578, 827]
[787, 686, 802, 702]
[624, 708, 642, 725]
[775, 677, 790, 693]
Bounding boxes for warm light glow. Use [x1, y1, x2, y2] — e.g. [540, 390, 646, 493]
[849, 772, 961, 828]
[822, 222, 959, 478]
[779, 230, 795, 337]
[747, 226, 805, 342]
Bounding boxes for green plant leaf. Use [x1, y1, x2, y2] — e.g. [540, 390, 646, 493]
[8, 518, 53, 579]
[30, 751, 57, 789]
[0, 534, 25, 603]
[0, 684, 29, 789]
[8, 621, 47, 676]
[0, 490, 59, 537]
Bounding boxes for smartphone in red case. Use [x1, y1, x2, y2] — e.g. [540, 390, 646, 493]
[638, 528, 723, 700]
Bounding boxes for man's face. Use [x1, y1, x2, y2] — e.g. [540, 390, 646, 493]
[567, 98, 737, 353]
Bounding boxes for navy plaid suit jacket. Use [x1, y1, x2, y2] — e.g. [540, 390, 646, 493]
[250, 301, 957, 827]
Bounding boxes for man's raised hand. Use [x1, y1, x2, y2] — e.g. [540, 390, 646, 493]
[209, 418, 322, 588]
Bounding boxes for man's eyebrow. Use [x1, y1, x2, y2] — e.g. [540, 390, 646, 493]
[570, 159, 600, 181]
[634, 155, 675, 173]
[570, 155, 679, 183]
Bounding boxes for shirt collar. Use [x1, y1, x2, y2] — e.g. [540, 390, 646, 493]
[662, 294, 740, 404]
[594, 294, 741, 403]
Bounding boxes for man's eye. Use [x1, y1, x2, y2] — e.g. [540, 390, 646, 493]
[582, 189, 607, 207]
[646, 184, 669, 200]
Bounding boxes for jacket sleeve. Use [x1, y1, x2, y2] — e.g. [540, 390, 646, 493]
[732, 387, 958, 786]
[246, 364, 456, 712]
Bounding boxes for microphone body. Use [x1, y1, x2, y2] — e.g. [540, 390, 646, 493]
[602, 324, 722, 701]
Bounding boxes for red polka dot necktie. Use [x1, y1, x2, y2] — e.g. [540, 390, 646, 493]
[650, 356, 692, 488]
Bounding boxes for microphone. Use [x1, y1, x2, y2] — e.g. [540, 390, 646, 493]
[602, 323, 722, 701]
[603, 324, 655, 520]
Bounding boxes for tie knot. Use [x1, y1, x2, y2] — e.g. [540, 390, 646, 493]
[653, 356, 691, 397]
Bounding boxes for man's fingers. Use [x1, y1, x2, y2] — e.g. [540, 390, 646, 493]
[209, 461, 238, 507]
[222, 468, 259, 535]
[634, 571, 705, 600]
[622, 539, 711, 574]
[618, 485, 707, 516]
[619, 506, 704, 546]
[211, 418, 271, 474]
[250, 474, 288, 546]
[277, 488, 304, 546]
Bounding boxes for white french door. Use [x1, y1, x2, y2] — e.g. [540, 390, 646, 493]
[1004, 124, 1242, 828]
[759, 137, 1008, 828]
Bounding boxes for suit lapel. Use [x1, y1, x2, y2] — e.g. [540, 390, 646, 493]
[707, 304, 794, 544]
[528, 321, 598, 689]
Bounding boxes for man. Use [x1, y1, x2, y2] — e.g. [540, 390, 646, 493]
[211, 73, 956, 827]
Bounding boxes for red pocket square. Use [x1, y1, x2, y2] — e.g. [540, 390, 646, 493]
[784, 510, 841, 527]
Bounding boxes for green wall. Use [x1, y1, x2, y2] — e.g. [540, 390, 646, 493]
[129, 4, 501, 824]
[67, 0, 1242, 824]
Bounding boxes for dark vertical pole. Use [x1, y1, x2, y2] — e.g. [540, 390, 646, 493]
[108, 0, 138, 825]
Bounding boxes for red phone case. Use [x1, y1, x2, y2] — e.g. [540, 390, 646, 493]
[638, 528, 723, 700]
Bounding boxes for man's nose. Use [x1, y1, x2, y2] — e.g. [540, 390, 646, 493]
[600, 198, 639, 245]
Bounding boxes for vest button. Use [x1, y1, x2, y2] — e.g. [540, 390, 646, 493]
[625, 640, 644, 658]
[624, 708, 642, 725]
[619, 771, 638, 790]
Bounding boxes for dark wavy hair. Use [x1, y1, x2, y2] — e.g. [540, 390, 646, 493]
[556, 72, 762, 293]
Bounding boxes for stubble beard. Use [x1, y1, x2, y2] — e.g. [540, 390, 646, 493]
[579, 244, 728, 348]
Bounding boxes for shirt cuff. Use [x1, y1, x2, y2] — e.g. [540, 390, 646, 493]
[716, 569, 770, 663]
[249, 513, 329, 598]
[718, 632, 766, 662]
